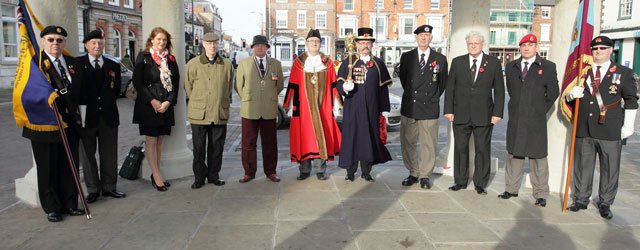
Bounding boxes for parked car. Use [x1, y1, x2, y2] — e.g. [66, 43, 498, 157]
[78, 53, 132, 98]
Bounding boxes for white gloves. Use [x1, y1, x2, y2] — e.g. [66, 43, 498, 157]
[566, 86, 585, 102]
[343, 80, 354, 93]
[382, 111, 390, 117]
[621, 109, 637, 139]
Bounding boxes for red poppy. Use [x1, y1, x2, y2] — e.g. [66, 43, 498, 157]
[168, 54, 175, 62]
[366, 60, 374, 68]
[322, 57, 328, 64]
[68, 65, 75, 74]
[479, 67, 484, 73]
[538, 69, 543, 75]
[609, 66, 616, 73]
[108, 70, 115, 77]
[430, 61, 437, 67]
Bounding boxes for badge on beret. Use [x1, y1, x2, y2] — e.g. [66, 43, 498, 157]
[595, 37, 602, 43]
[424, 26, 429, 32]
[530, 36, 534, 42]
[56, 27, 62, 33]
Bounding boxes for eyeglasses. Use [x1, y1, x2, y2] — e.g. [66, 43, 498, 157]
[467, 42, 482, 46]
[591, 47, 610, 51]
[46, 38, 65, 43]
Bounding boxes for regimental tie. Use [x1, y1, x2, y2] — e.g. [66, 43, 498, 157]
[94, 59, 101, 70]
[259, 58, 265, 76]
[592, 65, 601, 95]
[419, 53, 426, 70]
[55, 58, 71, 89]
[521, 61, 529, 80]
[470, 58, 477, 81]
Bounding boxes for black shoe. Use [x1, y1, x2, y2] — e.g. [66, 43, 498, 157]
[568, 203, 588, 212]
[497, 191, 518, 199]
[208, 179, 226, 186]
[448, 184, 467, 191]
[316, 173, 327, 180]
[163, 181, 171, 187]
[191, 180, 205, 189]
[102, 190, 126, 198]
[402, 175, 419, 186]
[86, 193, 100, 203]
[598, 204, 613, 219]
[345, 173, 355, 182]
[151, 175, 168, 191]
[475, 186, 487, 195]
[361, 174, 375, 182]
[297, 173, 310, 180]
[63, 208, 85, 216]
[535, 198, 547, 207]
[419, 178, 432, 189]
[47, 212, 62, 222]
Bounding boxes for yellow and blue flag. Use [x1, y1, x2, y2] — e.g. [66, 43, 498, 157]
[12, 0, 64, 131]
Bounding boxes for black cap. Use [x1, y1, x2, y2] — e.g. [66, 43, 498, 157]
[82, 29, 103, 43]
[413, 25, 433, 34]
[590, 36, 614, 47]
[251, 35, 270, 48]
[306, 29, 321, 40]
[355, 27, 375, 42]
[40, 25, 67, 38]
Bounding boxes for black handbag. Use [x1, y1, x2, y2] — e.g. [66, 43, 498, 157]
[119, 142, 145, 180]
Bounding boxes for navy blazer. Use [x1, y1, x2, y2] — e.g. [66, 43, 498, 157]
[399, 48, 448, 119]
[77, 54, 121, 128]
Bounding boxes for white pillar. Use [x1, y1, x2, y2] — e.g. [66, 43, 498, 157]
[15, 1, 80, 207]
[544, 0, 601, 193]
[140, 0, 193, 181]
[438, 0, 492, 176]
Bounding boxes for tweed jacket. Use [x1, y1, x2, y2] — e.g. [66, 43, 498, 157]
[185, 54, 234, 125]
[235, 56, 284, 120]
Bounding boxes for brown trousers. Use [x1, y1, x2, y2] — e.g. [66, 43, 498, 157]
[241, 118, 278, 177]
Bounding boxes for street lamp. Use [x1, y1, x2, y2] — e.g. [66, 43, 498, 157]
[250, 11, 265, 36]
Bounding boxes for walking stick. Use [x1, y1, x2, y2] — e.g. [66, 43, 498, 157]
[562, 61, 584, 212]
[52, 102, 92, 219]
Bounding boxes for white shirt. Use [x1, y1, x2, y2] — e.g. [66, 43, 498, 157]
[303, 54, 326, 73]
[359, 54, 370, 63]
[521, 56, 536, 72]
[88, 54, 104, 68]
[417, 48, 430, 64]
[469, 53, 483, 82]
[585, 60, 612, 93]
[45, 51, 71, 83]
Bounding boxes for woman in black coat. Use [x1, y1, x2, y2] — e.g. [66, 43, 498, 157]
[132, 27, 180, 191]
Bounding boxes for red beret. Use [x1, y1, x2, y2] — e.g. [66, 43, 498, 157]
[519, 34, 537, 46]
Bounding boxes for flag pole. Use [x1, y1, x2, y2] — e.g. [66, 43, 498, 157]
[52, 102, 92, 219]
[562, 60, 584, 212]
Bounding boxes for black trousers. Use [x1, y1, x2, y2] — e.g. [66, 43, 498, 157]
[452, 123, 493, 188]
[32, 130, 80, 214]
[191, 123, 227, 181]
[81, 118, 118, 193]
[347, 161, 372, 175]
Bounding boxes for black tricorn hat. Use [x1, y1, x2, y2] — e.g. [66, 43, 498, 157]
[251, 35, 270, 48]
[590, 36, 614, 47]
[355, 27, 375, 42]
[40, 25, 67, 38]
[306, 29, 321, 40]
[83, 29, 103, 43]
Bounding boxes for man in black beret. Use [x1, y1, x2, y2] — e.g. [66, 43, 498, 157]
[77, 29, 126, 203]
[565, 35, 638, 219]
[398, 24, 448, 189]
[25, 25, 84, 221]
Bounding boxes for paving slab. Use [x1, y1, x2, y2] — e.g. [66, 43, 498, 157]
[398, 192, 466, 213]
[485, 219, 587, 250]
[203, 196, 277, 225]
[413, 213, 501, 243]
[274, 220, 356, 250]
[276, 190, 343, 220]
[556, 224, 640, 250]
[352, 230, 435, 250]
[188, 224, 274, 250]
[343, 199, 418, 231]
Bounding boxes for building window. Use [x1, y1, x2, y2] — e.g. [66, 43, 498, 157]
[508, 31, 516, 45]
[430, 0, 439, 9]
[426, 16, 443, 41]
[490, 30, 496, 45]
[276, 10, 288, 28]
[315, 0, 326, 3]
[540, 24, 551, 42]
[375, 0, 384, 9]
[490, 12, 497, 21]
[280, 44, 291, 61]
[315, 11, 327, 29]
[539, 49, 548, 59]
[113, 29, 121, 58]
[124, 0, 134, 9]
[370, 16, 387, 40]
[619, 0, 632, 18]
[275, 0, 287, 3]
[92, 0, 104, 3]
[399, 16, 415, 38]
[127, 31, 135, 57]
[541, 7, 551, 19]
[2, 4, 18, 59]
[108, 0, 118, 6]
[404, 0, 412, 9]
[344, 0, 354, 11]
[297, 11, 306, 29]
[339, 17, 356, 37]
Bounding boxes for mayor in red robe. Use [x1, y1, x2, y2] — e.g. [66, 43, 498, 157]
[283, 29, 342, 181]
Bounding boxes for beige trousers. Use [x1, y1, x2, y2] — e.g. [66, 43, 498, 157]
[504, 154, 549, 199]
[400, 116, 438, 178]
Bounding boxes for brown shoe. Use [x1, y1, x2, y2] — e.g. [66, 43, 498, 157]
[239, 175, 254, 183]
[268, 174, 281, 182]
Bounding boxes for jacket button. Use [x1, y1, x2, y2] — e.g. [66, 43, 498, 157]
[589, 113, 593, 117]
[590, 101, 593, 104]
[414, 91, 417, 93]
[98, 97, 101, 100]
[413, 100, 416, 102]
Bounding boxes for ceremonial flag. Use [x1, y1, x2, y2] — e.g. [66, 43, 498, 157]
[560, 0, 594, 121]
[12, 0, 64, 131]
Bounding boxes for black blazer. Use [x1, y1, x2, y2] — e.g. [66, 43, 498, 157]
[132, 51, 180, 127]
[574, 62, 638, 140]
[399, 48, 448, 119]
[77, 55, 121, 128]
[444, 52, 505, 126]
[23, 52, 83, 142]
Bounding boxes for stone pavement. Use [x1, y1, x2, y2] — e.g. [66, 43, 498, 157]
[1, 87, 640, 249]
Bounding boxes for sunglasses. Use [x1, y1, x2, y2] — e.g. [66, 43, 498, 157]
[46, 38, 65, 43]
[591, 46, 609, 51]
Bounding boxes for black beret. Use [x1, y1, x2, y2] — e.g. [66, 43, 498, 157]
[413, 25, 433, 34]
[40, 25, 67, 38]
[82, 29, 103, 43]
[590, 36, 613, 47]
[306, 29, 321, 40]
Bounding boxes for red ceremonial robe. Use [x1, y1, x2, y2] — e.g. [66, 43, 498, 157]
[283, 53, 341, 163]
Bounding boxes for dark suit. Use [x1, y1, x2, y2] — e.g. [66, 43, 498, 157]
[444, 52, 504, 188]
[399, 48, 448, 178]
[77, 54, 121, 194]
[571, 62, 638, 207]
[22, 51, 82, 214]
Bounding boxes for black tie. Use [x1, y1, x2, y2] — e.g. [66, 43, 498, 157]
[55, 58, 71, 88]
[94, 59, 101, 70]
[419, 53, 426, 68]
[470, 58, 477, 81]
[522, 61, 529, 80]
[259, 59, 265, 76]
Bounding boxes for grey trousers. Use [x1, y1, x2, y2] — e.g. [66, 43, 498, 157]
[572, 137, 622, 206]
[400, 116, 438, 178]
[81, 118, 118, 193]
[299, 159, 326, 174]
[504, 154, 549, 199]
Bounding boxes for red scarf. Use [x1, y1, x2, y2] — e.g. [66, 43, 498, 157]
[150, 48, 167, 65]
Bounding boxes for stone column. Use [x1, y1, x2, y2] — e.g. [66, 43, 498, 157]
[15, 1, 80, 206]
[438, 0, 492, 177]
[140, 0, 193, 181]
